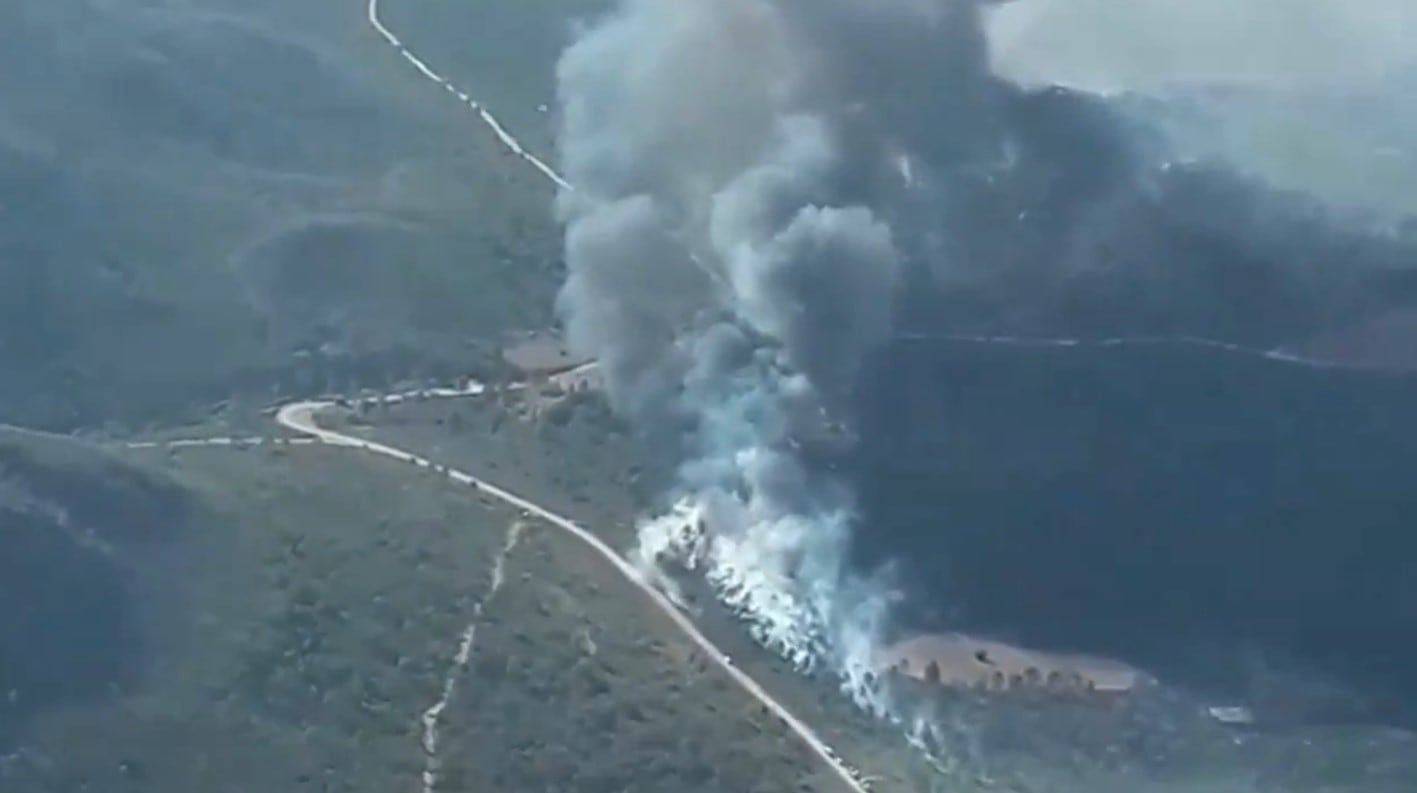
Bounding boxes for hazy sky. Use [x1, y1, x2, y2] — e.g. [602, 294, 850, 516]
[985, 0, 1417, 91]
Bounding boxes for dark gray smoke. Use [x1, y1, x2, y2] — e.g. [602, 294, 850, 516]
[553, 0, 979, 680]
[551, 0, 1417, 694]
[982, 1, 1417, 226]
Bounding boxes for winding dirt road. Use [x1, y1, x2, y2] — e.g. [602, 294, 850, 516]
[274, 397, 870, 792]
[365, 0, 569, 190]
[332, 3, 866, 789]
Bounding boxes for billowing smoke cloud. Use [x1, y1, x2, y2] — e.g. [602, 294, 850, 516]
[552, 0, 978, 684]
[551, 0, 1417, 703]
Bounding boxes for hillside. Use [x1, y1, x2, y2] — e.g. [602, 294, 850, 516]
[378, 0, 612, 157]
[0, 425, 193, 755]
[332, 377, 1417, 793]
[854, 338, 1417, 727]
[7, 1, 1417, 791]
[1, 426, 864, 792]
[0, 0, 564, 430]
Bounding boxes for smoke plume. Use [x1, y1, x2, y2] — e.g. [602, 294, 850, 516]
[553, 0, 986, 683]
[552, 0, 1417, 698]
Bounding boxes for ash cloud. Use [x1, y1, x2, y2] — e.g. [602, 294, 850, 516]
[553, 0, 941, 680]
[551, 0, 1417, 699]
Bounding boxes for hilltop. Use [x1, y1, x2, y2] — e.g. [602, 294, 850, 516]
[2, 423, 872, 792]
[0, 0, 570, 430]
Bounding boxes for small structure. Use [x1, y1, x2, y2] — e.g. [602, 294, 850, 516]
[548, 362, 603, 394]
[501, 332, 592, 381]
[500, 332, 602, 422]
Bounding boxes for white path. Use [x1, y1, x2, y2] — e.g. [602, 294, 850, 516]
[129, 1, 879, 788]
[100, 1, 1390, 785]
[106, 0, 1408, 785]
[367, 0, 1414, 379]
[365, 0, 570, 191]
[896, 330, 1413, 373]
[419, 520, 525, 793]
[275, 398, 871, 793]
[122, 436, 318, 451]
[113, 393, 872, 790]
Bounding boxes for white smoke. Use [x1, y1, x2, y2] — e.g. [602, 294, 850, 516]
[554, 0, 923, 688]
[984, 0, 1417, 215]
[986, 0, 1417, 92]
[552, 0, 1417, 711]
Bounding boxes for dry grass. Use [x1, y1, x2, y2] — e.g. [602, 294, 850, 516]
[324, 394, 1417, 793]
[0, 420, 879, 793]
[877, 633, 1148, 696]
